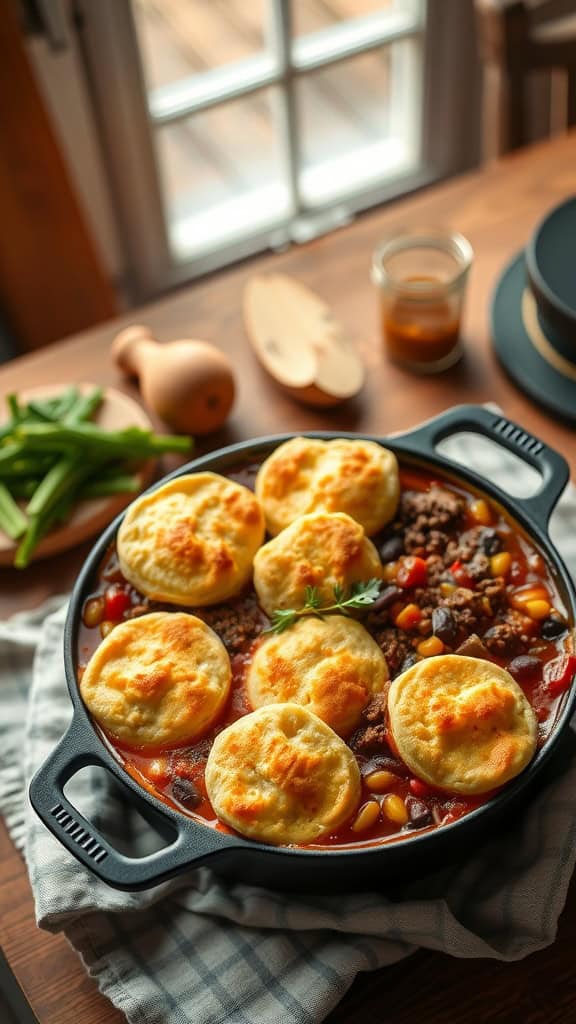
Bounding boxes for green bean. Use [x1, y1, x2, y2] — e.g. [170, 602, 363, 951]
[3, 383, 193, 567]
[0, 455, 56, 479]
[64, 387, 103, 425]
[16, 422, 192, 457]
[27, 452, 96, 518]
[25, 400, 63, 422]
[0, 443, 25, 470]
[6, 394, 21, 422]
[80, 473, 141, 498]
[14, 493, 73, 568]
[4, 479, 39, 500]
[48, 386, 80, 421]
[0, 483, 27, 540]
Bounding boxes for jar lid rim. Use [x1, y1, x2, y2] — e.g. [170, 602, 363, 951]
[371, 228, 473, 292]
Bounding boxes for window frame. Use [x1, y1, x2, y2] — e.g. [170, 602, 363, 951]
[76, 0, 479, 301]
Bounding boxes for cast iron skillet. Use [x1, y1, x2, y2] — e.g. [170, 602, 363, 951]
[29, 405, 576, 891]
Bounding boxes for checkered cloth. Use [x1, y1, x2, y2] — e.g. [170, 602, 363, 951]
[1, 430, 576, 1024]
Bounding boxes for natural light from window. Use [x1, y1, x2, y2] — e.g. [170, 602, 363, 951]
[133, 0, 425, 263]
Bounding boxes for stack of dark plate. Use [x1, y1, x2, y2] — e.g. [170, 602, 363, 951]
[492, 197, 576, 424]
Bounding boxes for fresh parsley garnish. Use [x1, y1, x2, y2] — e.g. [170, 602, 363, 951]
[265, 578, 382, 634]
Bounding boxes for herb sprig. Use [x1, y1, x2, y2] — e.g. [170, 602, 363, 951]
[266, 578, 382, 634]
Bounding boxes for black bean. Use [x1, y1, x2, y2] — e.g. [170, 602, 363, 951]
[171, 778, 201, 809]
[432, 606, 457, 645]
[407, 798, 433, 829]
[369, 585, 402, 614]
[379, 535, 405, 563]
[507, 655, 541, 682]
[479, 528, 501, 556]
[400, 652, 418, 673]
[541, 617, 568, 640]
[361, 756, 407, 778]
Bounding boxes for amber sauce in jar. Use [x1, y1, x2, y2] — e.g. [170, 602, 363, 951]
[372, 230, 473, 373]
[382, 275, 462, 368]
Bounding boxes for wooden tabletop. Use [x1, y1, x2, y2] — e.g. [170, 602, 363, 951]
[1, 133, 576, 1024]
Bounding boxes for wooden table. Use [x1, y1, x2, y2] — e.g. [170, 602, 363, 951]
[1, 133, 576, 1024]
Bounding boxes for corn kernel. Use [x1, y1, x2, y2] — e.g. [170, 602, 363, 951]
[470, 499, 492, 526]
[382, 793, 409, 826]
[490, 552, 512, 577]
[417, 636, 444, 657]
[394, 603, 422, 631]
[440, 582, 456, 596]
[383, 561, 398, 582]
[365, 770, 398, 793]
[525, 599, 551, 620]
[351, 800, 380, 832]
[511, 586, 549, 610]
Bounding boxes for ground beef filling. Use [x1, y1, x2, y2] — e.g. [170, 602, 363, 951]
[352, 486, 548, 755]
[399, 487, 465, 555]
[195, 594, 266, 654]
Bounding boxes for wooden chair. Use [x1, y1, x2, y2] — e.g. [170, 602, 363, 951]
[475, 0, 576, 158]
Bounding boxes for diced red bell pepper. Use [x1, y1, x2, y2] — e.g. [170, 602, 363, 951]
[396, 556, 428, 590]
[449, 560, 474, 589]
[409, 778, 431, 798]
[104, 585, 131, 621]
[543, 653, 576, 698]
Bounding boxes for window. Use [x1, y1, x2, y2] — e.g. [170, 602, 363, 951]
[78, 1, 479, 299]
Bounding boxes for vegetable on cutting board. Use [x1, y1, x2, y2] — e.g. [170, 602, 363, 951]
[112, 325, 235, 435]
[0, 385, 192, 568]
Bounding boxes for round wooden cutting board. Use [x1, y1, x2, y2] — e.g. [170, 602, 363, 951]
[0, 384, 155, 567]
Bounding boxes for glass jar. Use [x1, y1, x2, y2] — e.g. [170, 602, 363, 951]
[371, 228, 473, 373]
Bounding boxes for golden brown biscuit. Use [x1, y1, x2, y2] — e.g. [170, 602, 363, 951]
[388, 655, 538, 795]
[117, 472, 265, 606]
[246, 615, 388, 736]
[253, 511, 382, 616]
[255, 436, 399, 536]
[80, 612, 231, 750]
[205, 703, 361, 844]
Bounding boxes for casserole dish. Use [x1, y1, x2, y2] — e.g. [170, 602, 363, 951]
[29, 405, 576, 890]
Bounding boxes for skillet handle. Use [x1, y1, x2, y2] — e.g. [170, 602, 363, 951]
[29, 718, 238, 890]
[392, 404, 569, 530]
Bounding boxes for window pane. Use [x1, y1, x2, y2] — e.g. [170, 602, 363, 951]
[296, 44, 420, 206]
[291, 0, 415, 36]
[154, 89, 290, 260]
[133, 0, 267, 91]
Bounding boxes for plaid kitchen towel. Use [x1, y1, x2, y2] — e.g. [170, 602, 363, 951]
[1, 428, 576, 1024]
